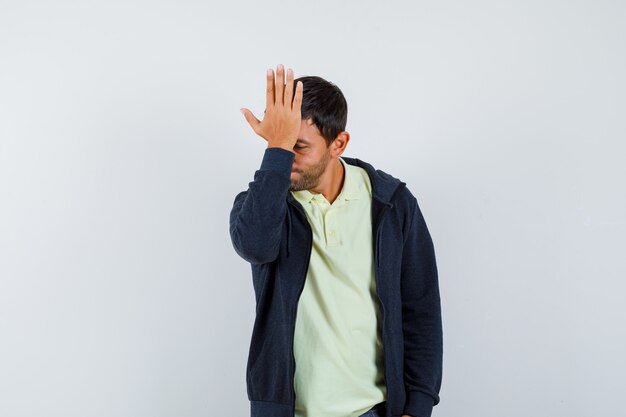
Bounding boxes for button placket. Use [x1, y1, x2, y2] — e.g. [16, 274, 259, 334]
[325, 209, 339, 246]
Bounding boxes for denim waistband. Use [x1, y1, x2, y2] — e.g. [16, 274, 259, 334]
[358, 401, 386, 417]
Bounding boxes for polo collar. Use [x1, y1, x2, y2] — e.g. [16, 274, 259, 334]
[290, 157, 364, 206]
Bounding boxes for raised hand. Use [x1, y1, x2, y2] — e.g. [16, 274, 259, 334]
[240, 63, 303, 151]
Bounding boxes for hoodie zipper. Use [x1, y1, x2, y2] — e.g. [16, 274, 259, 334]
[289, 202, 313, 406]
[372, 183, 404, 416]
[373, 202, 391, 414]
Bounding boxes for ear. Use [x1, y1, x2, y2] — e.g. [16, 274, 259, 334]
[331, 131, 350, 157]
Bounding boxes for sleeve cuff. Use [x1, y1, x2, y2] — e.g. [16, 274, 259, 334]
[403, 390, 436, 417]
[260, 147, 295, 174]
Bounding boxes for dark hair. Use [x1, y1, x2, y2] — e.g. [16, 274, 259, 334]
[292, 76, 348, 147]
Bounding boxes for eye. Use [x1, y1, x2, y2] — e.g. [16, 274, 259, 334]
[294, 145, 306, 149]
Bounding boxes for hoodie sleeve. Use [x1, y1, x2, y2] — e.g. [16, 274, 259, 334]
[229, 147, 295, 265]
[401, 195, 443, 417]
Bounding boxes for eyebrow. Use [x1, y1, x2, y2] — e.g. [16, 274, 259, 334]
[296, 139, 311, 144]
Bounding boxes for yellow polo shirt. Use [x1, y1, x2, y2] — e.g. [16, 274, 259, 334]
[290, 157, 387, 417]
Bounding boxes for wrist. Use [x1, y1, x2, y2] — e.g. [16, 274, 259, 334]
[267, 143, 295, 154]
[260, 146, 296, 173]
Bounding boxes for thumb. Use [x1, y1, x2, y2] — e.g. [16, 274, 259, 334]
[240, 108, 260, 132]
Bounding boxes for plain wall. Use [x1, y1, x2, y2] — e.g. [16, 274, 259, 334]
[1, 1, 624, 416]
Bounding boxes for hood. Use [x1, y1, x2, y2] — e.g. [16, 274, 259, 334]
[340, 155, 406, 204]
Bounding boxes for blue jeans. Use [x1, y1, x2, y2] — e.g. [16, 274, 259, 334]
[357, 401, 386, 417]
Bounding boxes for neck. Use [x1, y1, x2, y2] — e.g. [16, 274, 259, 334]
[308, 158, 345, 205]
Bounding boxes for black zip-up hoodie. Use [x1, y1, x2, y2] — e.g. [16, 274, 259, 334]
[229, 147, 443, 417]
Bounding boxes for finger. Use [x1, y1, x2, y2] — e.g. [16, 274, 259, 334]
[292, 80, 303, 112]
[240, 108, 261, 132]
[266, 68, 275, 108]
[275, 63, 285, 105]
[284, 68, 294, 107]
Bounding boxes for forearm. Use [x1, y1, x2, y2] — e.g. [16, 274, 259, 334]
[229, 147, 294, 264]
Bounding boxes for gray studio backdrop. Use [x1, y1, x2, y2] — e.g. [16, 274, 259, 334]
[1, 1, 624, 416]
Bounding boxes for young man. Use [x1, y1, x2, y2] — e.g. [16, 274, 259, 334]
[231, 64, 443, 417]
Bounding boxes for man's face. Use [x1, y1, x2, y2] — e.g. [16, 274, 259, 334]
[289, 119, 332, 192]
